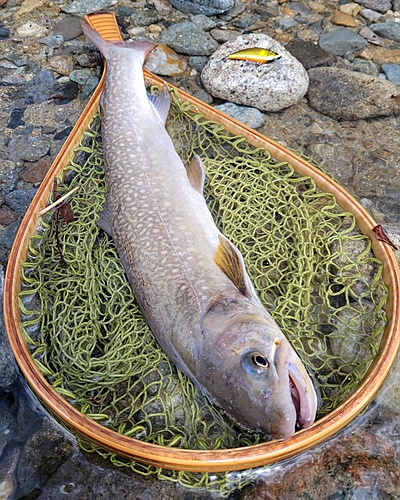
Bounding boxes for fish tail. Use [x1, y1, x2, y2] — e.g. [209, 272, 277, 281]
[80, 20, 155, 64]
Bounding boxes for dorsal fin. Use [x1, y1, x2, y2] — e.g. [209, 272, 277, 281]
[148, 85, 170, 124]
[214, 234, 254, 299]
[186, 154, 205, 195]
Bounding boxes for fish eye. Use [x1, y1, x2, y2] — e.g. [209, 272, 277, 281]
[251, 353, 269, 369]
[242, 351, 269, 375]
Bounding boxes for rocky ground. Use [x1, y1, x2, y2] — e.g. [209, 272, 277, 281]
[1, 0, 400, 499]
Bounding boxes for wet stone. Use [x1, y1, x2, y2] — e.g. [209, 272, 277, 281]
[53, 17, 82, 41]
[62, 0, 118, 15]
[0, 162, 19, 195]
[307, 67, 400, 120]
[25, 70, 57, 105]
[0, 206, 18, 225]
[130, 8, 163, 27]
[214, 102, 265, 129]
[5, 189, 38, 217]
[54, 126, 73, 140]
[0, 24, 10, 40]
[158, 22, 219, 56]
[81, 76, 99, 100]
[359, 8, 383, 22]
[319, 27, 367, 56]
[21, 155, 51, 183]
[8, 135, 50, 162]
[69, 69, 91, 84]
[118, 5, 133, 16]
[191, 14, 217, 31]
[370, 22, 400, 43]
[39, 34, 64, 49]
[7, 108, 26, 129]
[169, 0, 234, 16]
[144, 44, 188, 76]
[188, 55, 208, 71]
[351, 58, 378, 76]
[0, 221, 20, 249]
[285, 38, 335, 69]
[48, 55, 75, 76]
[354, 0, 391, 13]
[381, 63, 400, 85]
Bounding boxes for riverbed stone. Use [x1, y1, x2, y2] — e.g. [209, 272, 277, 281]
[319, 27, 367, 56]
[354, 0, 391, 13]
[169, 0, 234, 16]
[130, 8, 163, 26]
[381, 63, 400, 85]
[144, 44, 187, 76]
[214, 102, 265, 128]
[158, 22, 219, 56]
[307, 67, 400, 120]
[370, 22, 400, 43]
[285, 38, 334, 69]
[62, 0, 118, 15]
[201, 34, 309, 112]
[5, 189, 38, 217]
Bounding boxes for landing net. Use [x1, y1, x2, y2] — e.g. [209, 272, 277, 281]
[19, 87, 388, 494]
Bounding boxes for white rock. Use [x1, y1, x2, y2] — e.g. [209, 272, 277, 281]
[201, 34, 309, 112]
[17, 21, 48, 38]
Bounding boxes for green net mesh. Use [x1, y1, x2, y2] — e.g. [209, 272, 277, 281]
[19, 87, 388, 495]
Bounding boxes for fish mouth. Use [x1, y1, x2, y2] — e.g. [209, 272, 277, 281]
[288, 356, 317, 430]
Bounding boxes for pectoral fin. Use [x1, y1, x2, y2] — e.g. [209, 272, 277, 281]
[214, 234, 262, 305]
[186, 154, 205, 195]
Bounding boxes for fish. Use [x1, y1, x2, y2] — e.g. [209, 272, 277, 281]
[81, 20, 317, 439]
[226, 47, 281, 64]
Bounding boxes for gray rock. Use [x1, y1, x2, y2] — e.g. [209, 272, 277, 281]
[219, 0, 245, 21]
[307, 67, 400, 120]
[394, 0, 400, 10]
[201, 34, 309, 112]
[130, 8, 163, 27]
[5, 189, 38, 217]
[53, 17, 83, 41]
[354, 0, 391, 13]
[8, 135, 50, 162]
[69, 69, 91, 85]
[210, 27, 240, 43]
[319, 27, 367, 56]
[370, 22, 400, 43]
[81, 76, 99, 100]
[276, 18, 298, 31]
[0, 24, 10, 40]
[169, 0, 234, 16]
[359, 8, 383, 22]
[0, 265, 18, 387]
[285, 38, 334, 70]
[382, 63, 400, 85]
[25, 70, 56, 105]
[158, 22, 219, 56]
[0, 221, 20, 249]
[39, 34, 64, 49]
[351, 59, 378, 76]
[188, 55, 209, 71]
[62, 0, 117, 15]
[0, 161, 19, 195]
[214, 102, 265, 129]
[191, 14, 217, 31]
[15, 417, 75, 499]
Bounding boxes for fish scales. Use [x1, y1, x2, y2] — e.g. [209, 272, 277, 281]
[101, 47, 241, 364]
[82, 21, 317, 438]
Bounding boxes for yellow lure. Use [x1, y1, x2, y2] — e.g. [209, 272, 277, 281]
[227, 47, 281, 64]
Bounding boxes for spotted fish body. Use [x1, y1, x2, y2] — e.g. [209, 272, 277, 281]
[81, 21, 317, 438]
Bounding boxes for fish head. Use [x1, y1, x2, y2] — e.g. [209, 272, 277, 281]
[194, 297, 317, 438]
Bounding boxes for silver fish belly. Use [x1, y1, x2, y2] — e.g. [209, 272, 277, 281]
[82, 21, 317, 438]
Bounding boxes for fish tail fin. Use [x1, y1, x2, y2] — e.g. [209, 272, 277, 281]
[80, 20, 155, 64]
